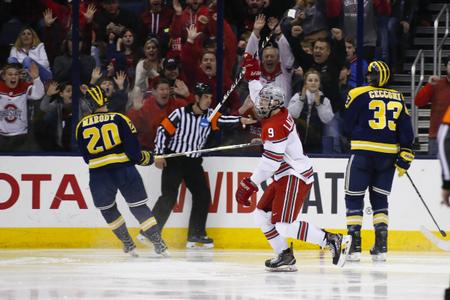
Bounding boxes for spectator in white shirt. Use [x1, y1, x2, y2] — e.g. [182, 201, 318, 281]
[8, 27, 52, 82]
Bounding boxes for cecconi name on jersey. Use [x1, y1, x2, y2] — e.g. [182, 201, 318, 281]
[368, 90, 402, 101]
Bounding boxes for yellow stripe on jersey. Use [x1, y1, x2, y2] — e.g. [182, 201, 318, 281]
[351, 140, 399, 154]
[88, 153, 130, 169]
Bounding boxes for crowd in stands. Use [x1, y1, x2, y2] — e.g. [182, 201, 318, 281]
[0, 0, 435, 154]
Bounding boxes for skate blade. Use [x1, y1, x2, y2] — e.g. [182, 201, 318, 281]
[347, 252, 361, 262]
[137, 233, 152, 247]
[127, 249, 139, 258]
[371, 253, 386, 262]
[265, 265, 297, 272]
[186, 242, 214, 249]
[137, 234, 170, 257]
[337, 235, 352, 267]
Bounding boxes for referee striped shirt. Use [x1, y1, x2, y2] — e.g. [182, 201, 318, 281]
[154, 104, 241, 158]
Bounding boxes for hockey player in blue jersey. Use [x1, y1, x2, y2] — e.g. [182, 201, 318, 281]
[76, 85, 168, 257]
[343, 61, 414, 261]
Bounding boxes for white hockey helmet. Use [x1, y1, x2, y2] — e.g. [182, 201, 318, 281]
[255, 85, 285, 118]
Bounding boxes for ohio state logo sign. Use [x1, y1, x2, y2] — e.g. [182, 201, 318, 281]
[0, 104, 21, 123]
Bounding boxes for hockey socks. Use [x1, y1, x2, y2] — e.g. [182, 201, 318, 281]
[275, 221, 327, 247]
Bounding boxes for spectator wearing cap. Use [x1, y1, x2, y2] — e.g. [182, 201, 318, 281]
[128, 77, 188, 151]
[94, 0, 140, 44]
[161, 57, 194, 102]
[152, 82, 256, 248]
[181, 25, 241, 114]
[8, 27, 52, 82]
[134, 38, 161, 92]
[245, 14, 295, 104]
[414, 56, 450, 156]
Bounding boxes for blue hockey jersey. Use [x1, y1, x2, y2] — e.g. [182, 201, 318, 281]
[343, 85, 414, 156]
[76, 112, 143, 171]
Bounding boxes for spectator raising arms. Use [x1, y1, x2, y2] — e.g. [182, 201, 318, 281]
[0, 63, 45, 151]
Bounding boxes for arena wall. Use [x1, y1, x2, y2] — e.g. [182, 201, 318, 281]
[0, 156, 448, 251]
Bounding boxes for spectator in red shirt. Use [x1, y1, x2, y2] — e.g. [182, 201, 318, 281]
[170, 0, 209, 40]
[181, 25, 241, 114]
[414, 56, 450, 156]
[140, 0, 174, 54]
[128, 77, 188, 150]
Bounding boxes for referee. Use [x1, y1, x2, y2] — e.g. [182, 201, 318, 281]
[153, 82, 256, 248]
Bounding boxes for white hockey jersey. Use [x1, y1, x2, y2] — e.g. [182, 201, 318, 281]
[0, 78, 45, 136]
[250, 106, 314, 186]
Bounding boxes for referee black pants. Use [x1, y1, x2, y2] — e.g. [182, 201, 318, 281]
[152, 156, 211, 238]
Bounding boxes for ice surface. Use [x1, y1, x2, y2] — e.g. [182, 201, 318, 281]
[0, 249, 448, 300]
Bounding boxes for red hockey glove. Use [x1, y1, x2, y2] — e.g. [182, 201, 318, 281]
[242, 52, 261, 81]
[236, 177, 258, 206]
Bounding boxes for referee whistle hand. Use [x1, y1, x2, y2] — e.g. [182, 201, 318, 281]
[155, 157, 167, 169]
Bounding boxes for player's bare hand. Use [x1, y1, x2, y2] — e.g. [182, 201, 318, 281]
[155, 157, 167, 169]
[441, 189, 450, 207]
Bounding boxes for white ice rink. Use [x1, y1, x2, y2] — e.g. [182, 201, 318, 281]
[0, 249, 449, 300]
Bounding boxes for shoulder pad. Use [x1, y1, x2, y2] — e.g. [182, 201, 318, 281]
[345, 86, 374, 109]
[261, 113, 294, 142]
[115, 113, 137, 133]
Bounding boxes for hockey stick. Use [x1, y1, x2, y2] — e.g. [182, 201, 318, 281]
[155, 141, 261, 159]
[207, 18, 283, 122]
[420, 226, 450, 251]
[406, 172, 447, 237]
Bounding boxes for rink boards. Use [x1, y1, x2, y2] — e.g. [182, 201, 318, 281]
[0, 156, 449, 250]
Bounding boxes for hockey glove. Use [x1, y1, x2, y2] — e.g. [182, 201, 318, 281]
[242, 52, 261, 81]
[138, 150, 154, 166]
[395, 148, 414, 177]
[236, 177, 258, 206]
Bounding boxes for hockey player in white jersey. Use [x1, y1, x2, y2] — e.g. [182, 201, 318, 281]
[235, 54, 352, 271]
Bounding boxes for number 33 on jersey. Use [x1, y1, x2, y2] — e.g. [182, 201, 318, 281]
[343, 85, 414, 155]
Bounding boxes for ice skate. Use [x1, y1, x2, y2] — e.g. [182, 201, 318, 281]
[137, 230, 169, 256]
[325, 232, 352, 267]
[370, 229, 387, 262]
[347, 231, 361, 262]
[186, 235, 214, 249]
[123, 240, 138, 257]
[265, 244, 297, 272]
